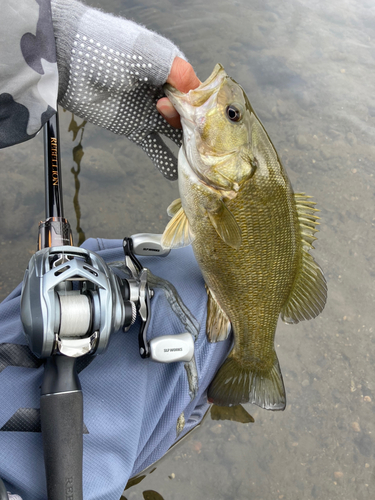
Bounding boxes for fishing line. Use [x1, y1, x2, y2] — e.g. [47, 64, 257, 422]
[58, 293, 91, 337]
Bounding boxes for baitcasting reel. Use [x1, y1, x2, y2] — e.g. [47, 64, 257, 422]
[21, 233, 194, 364]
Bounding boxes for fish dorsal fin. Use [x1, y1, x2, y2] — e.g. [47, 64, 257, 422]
[161, 200, 195, 249]
[206, 286, 232, 342]
[167, 198, 182, 217]
[281, 193, 327, 324]
[294, 193, 320, 249]
[207, 199, 242, 250]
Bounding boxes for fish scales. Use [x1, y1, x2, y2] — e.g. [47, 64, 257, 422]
[162, 64, 327, 410]
[189, 172, 298, 365]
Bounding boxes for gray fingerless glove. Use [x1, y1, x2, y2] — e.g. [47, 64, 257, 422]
[51, 0, 183, 179]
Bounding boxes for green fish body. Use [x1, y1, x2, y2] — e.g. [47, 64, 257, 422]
[162, 64, 327, 410]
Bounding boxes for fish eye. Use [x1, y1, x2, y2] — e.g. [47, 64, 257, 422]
[226, 105, 241, 122]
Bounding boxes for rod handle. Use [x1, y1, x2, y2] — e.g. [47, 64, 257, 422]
[40, 357, 83, 500]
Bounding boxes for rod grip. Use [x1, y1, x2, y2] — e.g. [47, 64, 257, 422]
[40, 391, 83, 500]
[40, 356, 83, 500]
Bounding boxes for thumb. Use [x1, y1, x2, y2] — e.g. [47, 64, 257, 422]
[157, 57, 201, 128]
[167, 57, 201, 93]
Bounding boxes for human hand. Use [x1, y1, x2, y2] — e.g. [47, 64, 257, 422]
[56, 0, 200, 181]
[157, 57, 201, 129]
[118, 57, 200, 180]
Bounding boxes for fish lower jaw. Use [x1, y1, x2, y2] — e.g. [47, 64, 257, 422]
[180, 117, 195, 136]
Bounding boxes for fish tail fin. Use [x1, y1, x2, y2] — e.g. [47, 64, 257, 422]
[207, 353, 286, 410]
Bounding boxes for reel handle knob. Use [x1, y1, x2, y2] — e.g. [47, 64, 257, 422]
[149, 333, 194, 363]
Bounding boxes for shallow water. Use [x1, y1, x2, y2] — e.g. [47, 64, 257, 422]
[1, 0, 374, 499]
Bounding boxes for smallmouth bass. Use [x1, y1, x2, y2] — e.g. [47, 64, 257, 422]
[162, 64, 327, 410]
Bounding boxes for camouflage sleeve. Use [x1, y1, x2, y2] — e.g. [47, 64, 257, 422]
[0, 0, 58, 149]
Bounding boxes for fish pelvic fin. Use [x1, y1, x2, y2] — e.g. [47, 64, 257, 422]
[167, 198, 182, 217]
[161, 199, 195, 249]
[206, 286, 232, 342]
[207, 353, 286, 411]
[281, 193, 327, 324]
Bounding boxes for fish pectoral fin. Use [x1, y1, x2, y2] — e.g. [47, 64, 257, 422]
[281, 193, 327, 324]
[206, 286, 231, 342]
[207, 200, 242, 250]
[167, 198, 182, 217]
[161, 205, 194, 249]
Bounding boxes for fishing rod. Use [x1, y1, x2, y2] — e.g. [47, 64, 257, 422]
[23, 112, 84, 499]
[19, 111, 195, 500]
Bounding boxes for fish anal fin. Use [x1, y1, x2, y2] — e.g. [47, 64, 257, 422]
[207, 199, 242, 250]
[281, 193, 327, 324]
[206, 286, 231, 342]
[161, 205, 194, 249]
[208, 352, 286, 410]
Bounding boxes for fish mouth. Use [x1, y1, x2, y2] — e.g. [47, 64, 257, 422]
[197, 63, 227, 92]
[164, 63, 227, 113]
